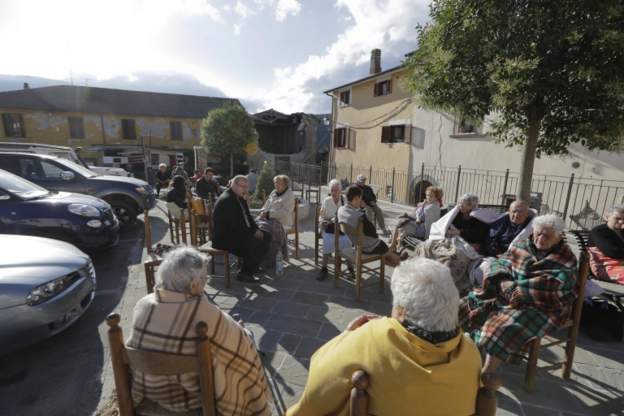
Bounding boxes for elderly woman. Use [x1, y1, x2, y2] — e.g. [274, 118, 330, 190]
[460, 214, 578, 375]
[447, 193, 490, 254]
[398, 186, 444, 243]
[127, 247, 271, 415]
[288, 258, 481, 416]
[154, 162, 170, 197]
[589, 205, 624, 284]
[165, 175, 188, 220]
[318, 179, 353, 281]
[258, 174, 295, 264]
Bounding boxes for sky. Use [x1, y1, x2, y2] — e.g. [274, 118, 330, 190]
[0, 0, 430, 113]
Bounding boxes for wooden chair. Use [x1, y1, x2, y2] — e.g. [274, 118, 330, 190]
[285, 198, 300, 258]
[314, 204, 321, 265]
[144, 209, 154, 255]
[167, 202, 190, 245]
[106, 313, 216, 416]
[344, 370, 501, 416]
[521, 252, 590, 390]
[335, 214, 385, 300]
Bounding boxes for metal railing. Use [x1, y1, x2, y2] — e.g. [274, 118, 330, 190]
[275, 160, 624, 230]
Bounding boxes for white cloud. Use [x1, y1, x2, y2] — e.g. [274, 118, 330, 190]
[234, 0, 253, 19]
[274, 0, 302, 22]
[258, 0, 429, 112]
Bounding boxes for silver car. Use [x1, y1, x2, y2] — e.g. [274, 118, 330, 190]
[0, 234, 96, 354]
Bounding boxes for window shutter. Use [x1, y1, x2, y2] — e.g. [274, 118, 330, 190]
[381, 126, 391, 143]
[373, 83, 379, 97]
[348, 128, 356, 151]
[388, 80, 392, 94]
[403, 124, 412, 144]
[333, 128, 339, 147]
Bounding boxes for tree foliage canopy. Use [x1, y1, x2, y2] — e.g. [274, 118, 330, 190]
[406, 0, 624, 157]
[200, 102, 258, 161]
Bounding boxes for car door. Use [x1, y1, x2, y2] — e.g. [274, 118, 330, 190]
[33, 158, 88, 194]
[0, 188, 22, 234]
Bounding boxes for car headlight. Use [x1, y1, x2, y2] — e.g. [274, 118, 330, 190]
[86, 219, 102, 228]
[135, 186, 146, 194]
[68, 204, 100, 217]
[26, 273, 76, 306]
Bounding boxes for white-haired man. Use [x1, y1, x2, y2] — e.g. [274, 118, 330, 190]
[128, 247, 271, 415]
[461, 214, 578, 375]
[213, 175, 271, 282]
[288, 258, 481, 416]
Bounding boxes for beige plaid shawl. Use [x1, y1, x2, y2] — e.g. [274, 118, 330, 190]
[127, 289, 271, 415]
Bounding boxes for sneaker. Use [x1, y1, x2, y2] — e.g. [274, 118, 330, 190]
[316, 268, 329, 281]
[236, 272, 260, 283]
[346, 267, 356, 281]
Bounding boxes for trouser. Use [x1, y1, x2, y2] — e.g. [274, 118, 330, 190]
[241, 230, 272, 275]
[366, 203, 386, 230]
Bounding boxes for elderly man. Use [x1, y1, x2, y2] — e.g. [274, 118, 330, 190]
[589, 205, 624, 284]
[213, 175, 271, 282]
[127, 247, 271, 415]
[194, 167, 221, 201]
[355, 174, 390, 236]
[287, 258, 481, 416]
[154, 163, 170, 197]
[460, 214, 578, 375]
[484, 200, 534, 256]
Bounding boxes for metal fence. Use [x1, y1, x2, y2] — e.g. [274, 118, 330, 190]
[275, 160, 624, 230]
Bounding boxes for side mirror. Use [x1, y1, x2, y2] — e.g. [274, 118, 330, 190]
[61, 171, 75, 181]
[0, 193, 10, 201]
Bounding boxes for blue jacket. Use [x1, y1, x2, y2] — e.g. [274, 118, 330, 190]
[485, 214, 532, 256]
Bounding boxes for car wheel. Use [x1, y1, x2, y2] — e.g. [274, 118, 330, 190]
[110, 199, 138, 227]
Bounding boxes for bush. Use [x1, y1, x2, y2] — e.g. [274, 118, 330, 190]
[253, 161, 274, 203]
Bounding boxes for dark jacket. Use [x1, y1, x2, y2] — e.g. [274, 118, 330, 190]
[166, 177, 187, 209]
[591, 223, 624, 259]
[195, 177, 221, 200]
[213, 189, 257, 255]
[452, 214, 489, 249]
[357, 184, 377, 206]
[485, 214, 532, 256]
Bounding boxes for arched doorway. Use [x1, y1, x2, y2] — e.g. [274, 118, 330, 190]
[411, 180, 433, 205]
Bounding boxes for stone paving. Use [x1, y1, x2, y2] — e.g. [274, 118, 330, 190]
[146, 202, 624, 416]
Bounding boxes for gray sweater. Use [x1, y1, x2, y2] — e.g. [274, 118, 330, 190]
[338, 203, 381, 253]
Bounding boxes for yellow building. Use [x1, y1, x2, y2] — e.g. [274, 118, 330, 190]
[0, 84, 238, 177]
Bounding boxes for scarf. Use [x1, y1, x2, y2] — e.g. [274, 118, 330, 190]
[401, 319, 459, 344]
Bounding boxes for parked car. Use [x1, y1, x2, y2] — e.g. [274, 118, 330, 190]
[0, 169, 119, 250]
[0, 234, 96, 355]
[0, 152, 156, 226]
[0, 142, 131, 176]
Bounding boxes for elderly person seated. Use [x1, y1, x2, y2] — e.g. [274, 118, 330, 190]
[355, 174, 391, 237]
[127, 247, 271, 415]
[194, 167, 221, 201]
[448, 193, 490, 253]
[338, 185, 401, 267]
[318, 179, 354, 281]
[460, 214, 578, 375]
[166, 175, 188, 220]
[257, 174, 296, 264]
[397, 186, 444, 244]
[484, 200, 534, 256]
[589, 205, 624, 284]
[287, 257, 481, 416]
[154, 163, 170, 197]
[213, 175, 271, 283]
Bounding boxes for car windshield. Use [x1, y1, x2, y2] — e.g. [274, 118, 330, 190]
[0, 170, 49, 199]
[54, 158, 97, 178]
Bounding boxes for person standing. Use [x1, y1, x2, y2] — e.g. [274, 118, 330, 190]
[154, 163, 170, 197]
[213, 175, 271, 283]
[247, 169, 258, 195]
[355, 174, 390, 237]
[195, 167, 221, 201]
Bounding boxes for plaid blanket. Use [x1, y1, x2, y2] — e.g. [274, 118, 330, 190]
[459, 239, 578, 361]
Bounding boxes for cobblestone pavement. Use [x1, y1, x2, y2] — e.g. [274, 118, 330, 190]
[106, 202, 624, 416]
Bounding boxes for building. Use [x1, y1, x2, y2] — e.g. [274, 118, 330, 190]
[324, 49, 624, 226]
[0, 84, 239, 178]
[248, 109, 331, 170]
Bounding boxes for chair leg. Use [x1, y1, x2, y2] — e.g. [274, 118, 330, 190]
[563, 327, 578, 379]
[314, 234, 319, 266]
[295, 230, 300, 259]
[524, 338, 541, 391]
[379, 259, 385, 293]
[168, 214, 174, 242]
[334, 255, 341, 288]
[224, 253, 231, 289]
[356, 260, 362, 301]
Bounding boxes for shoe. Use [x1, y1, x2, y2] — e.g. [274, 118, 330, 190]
[316, 268, 329, 281]
[236, 272, 260, 283]
[346, 267, 356, 281]
[382, 229, 391, 238]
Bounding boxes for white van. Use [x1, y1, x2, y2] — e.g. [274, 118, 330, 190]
[0, 142, 130, 177]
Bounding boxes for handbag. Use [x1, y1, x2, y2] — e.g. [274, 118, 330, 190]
[580, 293, 624, 342]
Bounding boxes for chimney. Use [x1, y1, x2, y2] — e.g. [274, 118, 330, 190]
[369, 49, 381, 75]
[23, 82, 30, 89]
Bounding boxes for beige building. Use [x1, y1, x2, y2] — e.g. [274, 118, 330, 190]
[324, 50, 624, 226]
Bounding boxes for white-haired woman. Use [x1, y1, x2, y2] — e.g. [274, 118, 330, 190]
[589, 205, 624, 284]
[460, 214, 578, 375]
[317, 179, 353, 281]
[258, 174, 295, 265]
[127, 247, 271, 415]
[154, 162, 170, 197]
[447, 193, 490, 254]
[288, 257, 481, 415]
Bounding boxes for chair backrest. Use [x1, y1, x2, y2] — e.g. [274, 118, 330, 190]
[293, 197, 299, 227]
[144, 209, 153, 254]
[106, 313, 216, 416]
[344, 371, 501, 416]
[167, 202, 185, 220]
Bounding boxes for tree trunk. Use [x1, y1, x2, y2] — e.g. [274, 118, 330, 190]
[229, 153, 234, 178]
[518, 110, 541, 201]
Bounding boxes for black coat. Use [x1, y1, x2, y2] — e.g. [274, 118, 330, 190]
[591, 223, 624, 259]
[212, 189, 257, 255]
[195, 177, 220, 199]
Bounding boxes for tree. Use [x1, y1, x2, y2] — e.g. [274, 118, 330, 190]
[254, 161, 275, 202]
[201, 102, 258, 178]
[406, 0, 624, 200]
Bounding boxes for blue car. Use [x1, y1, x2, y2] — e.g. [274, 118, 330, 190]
[0, 169, 119, 251]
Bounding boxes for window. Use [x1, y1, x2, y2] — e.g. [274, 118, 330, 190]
[457, 116, 482, 134]
[373, 80, 392, 97]
[121, 119, 136, 140]
[381, 124, 411, 144]
[2, 113, 25, 137]
[333, 127, 356, 150]
[40, 160, 65, 180]
[170, 121, 183, 141]
[68, 116, 85, 139]
[339, 90, 351, 106]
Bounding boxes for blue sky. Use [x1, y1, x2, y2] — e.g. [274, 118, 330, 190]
[0, 0, 429, 113]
